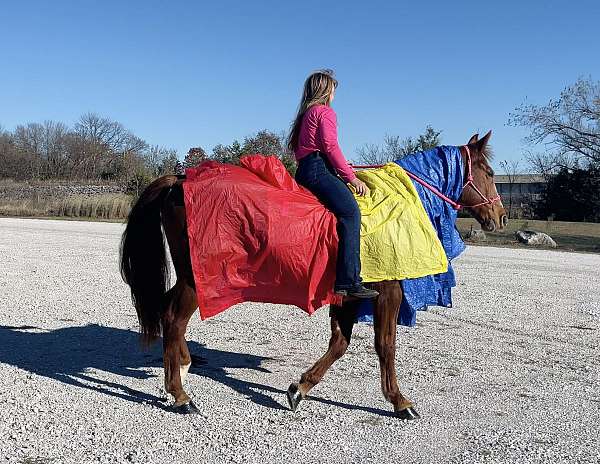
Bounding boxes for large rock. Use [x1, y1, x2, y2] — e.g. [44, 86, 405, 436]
[464, 228, 487, 242]
[515, 230, 557, 248]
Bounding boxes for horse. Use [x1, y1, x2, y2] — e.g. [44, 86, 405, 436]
[119, 130, 507, 419]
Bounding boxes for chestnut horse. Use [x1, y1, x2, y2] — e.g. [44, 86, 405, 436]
[120, 130, 506, 419]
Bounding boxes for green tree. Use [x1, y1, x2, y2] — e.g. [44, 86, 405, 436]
[184, 147, 207, 168]
[211, 140, 243, 164]
[534, 165, 600, 222]
[241, 130, 296, 174]
[209, 130, 297, 174]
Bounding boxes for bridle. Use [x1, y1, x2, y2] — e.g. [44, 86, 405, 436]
[457, 145, 502, 210]
[351, 145, 502, 211]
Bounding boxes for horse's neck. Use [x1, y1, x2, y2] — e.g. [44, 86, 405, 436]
[404, 146, 464, 201]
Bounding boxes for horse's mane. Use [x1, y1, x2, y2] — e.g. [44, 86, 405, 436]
[477, 144, 494, 162]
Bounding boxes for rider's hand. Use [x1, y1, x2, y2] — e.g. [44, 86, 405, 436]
[349, 178, 370, 196]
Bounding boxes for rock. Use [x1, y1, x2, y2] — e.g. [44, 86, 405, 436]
[464, 229, 486, 242]
[515, 230, 557, 248]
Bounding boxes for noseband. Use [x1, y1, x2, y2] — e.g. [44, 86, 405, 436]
[351, 145, 502, 211]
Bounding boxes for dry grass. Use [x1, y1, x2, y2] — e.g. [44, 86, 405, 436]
[0, 194, 132, 220]
[457, 218, 600, 253]
[2, 190, 598, 252]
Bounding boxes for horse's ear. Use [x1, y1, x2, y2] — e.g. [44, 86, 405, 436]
[475, 130, 492, 152]
[467, 133, 479, 144]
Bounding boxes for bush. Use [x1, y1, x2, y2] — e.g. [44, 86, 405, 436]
[125, 173, 154, 198]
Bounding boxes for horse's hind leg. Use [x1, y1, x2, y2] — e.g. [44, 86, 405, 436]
[373, 281, 420, 420]
[286, 302, 357, 412]
[162, 279, 199, 414]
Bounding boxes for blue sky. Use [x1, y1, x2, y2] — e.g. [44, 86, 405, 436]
[1, 1, 599, 170]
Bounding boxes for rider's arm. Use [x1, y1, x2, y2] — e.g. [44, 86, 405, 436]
[319, 107, 357, 183]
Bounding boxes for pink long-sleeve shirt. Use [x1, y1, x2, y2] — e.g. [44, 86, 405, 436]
[294, 105, 356, 182]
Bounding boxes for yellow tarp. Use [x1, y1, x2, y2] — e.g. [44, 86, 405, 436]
[354, 163, 448, 282]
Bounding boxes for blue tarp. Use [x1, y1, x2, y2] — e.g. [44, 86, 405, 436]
[356, 145, 466, 326]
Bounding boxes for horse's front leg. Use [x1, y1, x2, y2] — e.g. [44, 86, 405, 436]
[373, 281, 420, 420]
[286, 302, 357, 412]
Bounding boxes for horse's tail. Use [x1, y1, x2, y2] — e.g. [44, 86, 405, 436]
[120, 175, 178, 346]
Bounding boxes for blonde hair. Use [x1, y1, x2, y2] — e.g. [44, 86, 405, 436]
[287, 69, 338, 153]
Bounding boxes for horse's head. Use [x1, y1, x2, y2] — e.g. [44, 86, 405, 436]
[459, 131, 507, 232]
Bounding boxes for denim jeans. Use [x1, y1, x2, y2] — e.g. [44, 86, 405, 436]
[295, 152, 362, 291]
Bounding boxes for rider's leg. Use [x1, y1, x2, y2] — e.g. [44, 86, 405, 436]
[295, 153, 362, 291]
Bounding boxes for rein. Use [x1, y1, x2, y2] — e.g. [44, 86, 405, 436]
[351, 146, 501, 211]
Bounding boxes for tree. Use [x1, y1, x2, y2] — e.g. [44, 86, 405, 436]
[414, 125, 443, 153]
[74, 113, 147, 179]
[144, 145, 178, 176]
[508, 77, 600, 173]
[0, 114, 176, 183]
[212, 140, 243, 165]
[158, 152, 180, 176]
[39, 120, 70, 178]
[13, 122, 46, 179]
[207, 130, 297, 174]
[509, 77, 600, 222]
[174, 160, 184, 175]
[534, 166, 600, 222]
[240, 130, 296, 174]
[499, 159, 520, 218]
[356, 125, 442, 165]
[0, 126, 22, 179]
[184, 147, 207, 168]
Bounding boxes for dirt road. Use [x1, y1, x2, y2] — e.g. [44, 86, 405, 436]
[0, 218, 598, 463]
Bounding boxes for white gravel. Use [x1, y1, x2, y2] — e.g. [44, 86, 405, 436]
[0, 217, 598, 464]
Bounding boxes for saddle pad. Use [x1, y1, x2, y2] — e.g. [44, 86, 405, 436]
[183, 155, 447, 319]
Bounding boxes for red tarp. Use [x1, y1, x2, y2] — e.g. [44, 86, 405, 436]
[183, 155, 343, 320]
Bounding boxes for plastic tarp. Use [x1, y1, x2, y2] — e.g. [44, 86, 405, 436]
[353, 162, 447, 282]
[357, 145, 466, 326]
[183, 155, 447, 320]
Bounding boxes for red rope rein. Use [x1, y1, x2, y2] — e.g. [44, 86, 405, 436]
[350, 146, 502, 210]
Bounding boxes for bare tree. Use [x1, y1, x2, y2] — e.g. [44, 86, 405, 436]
[356, 142, 387, 165]
[356, 126, 442, 165]
[499, 159, 520, 218]
[13, 123, 45, 179]
[39, 121, 70, 178]
[0, 126, 22, 179]
[509, 77, 600, 172]
[144, 145, 178, 176]
[74, 113, 148, 179]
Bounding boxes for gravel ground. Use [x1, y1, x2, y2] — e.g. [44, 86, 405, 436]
[0, 218, 598, 464]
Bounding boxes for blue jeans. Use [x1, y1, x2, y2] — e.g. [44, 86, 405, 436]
[295, 152, 362, 291]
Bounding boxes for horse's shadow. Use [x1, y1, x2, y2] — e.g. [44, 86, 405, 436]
[0, 323, 286, 411]
[0, 323, 396, 417]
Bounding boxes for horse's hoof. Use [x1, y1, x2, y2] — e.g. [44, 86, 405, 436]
[286, 383, 303, 412]
[395, 406, 420, 420]
[172, 400, 200, 415]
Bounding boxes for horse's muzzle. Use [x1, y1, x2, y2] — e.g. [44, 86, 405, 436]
[483, 219, 497, 232]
